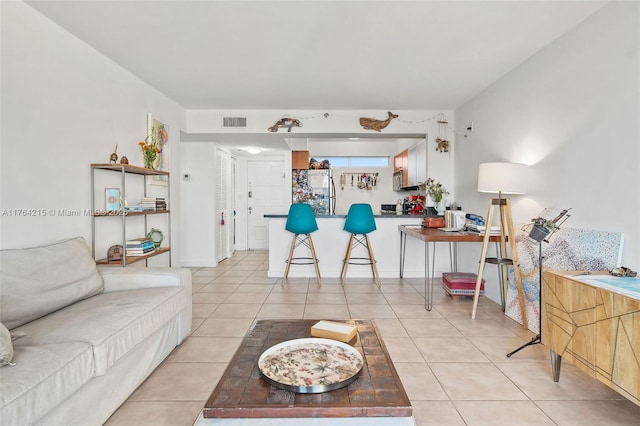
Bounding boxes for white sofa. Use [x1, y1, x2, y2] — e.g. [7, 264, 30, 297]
[0, 237, 192, 425]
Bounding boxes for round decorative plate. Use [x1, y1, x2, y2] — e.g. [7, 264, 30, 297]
[146, 228, 163, 248]
[258, 338, 363, 393]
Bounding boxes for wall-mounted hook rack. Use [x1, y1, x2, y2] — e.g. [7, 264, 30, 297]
[340, 172, 379, 191]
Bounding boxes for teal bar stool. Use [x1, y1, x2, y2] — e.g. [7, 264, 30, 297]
[340, 203, 380, 286]
[283, 203, 321, 284]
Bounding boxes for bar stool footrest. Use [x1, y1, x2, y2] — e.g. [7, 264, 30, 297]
[287, 257, 320, 266]
[344, 257, 376, 266]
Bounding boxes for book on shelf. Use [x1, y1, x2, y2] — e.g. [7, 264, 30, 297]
[126, 237, 153, 245]
[126, 248, 155, 256]
[125, 250, 154, 256]
[310, 320, 357, 343]
[138, 197, 167, 210]
[126, 245, 154, 249]
[126, 244, 154, 250]
[125, 238, 155, 255]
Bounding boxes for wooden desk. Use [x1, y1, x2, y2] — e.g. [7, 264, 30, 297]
[398, 225, 503, 310]
[542, 271, 640, 406]
[201, 319, 412, 422]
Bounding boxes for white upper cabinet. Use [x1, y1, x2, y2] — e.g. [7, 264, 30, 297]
[405, 139, 427, 188]
[415, 139, 428, 185]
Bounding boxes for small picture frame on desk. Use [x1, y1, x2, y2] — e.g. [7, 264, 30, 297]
[105, 188, 120, 211]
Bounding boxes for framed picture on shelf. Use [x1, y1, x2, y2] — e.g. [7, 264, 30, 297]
[147, 113, 169, 186]
[105, 188, 121, 211]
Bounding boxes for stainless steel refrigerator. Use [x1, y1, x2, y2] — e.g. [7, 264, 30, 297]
[292, 169, 335, 215]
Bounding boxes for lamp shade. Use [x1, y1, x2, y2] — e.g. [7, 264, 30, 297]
[477, 162, 528, 194]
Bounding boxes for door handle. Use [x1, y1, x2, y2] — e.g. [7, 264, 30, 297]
[248, 206, 252, 215]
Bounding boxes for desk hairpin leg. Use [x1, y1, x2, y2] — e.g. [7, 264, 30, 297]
[399, 231, 406, 278]
[449, 242, 459, 272]
[448, 242, 454, 272]
[400, 229, 433, 310]
[424, 241, 435, 311]
[400, 232, 436, 311]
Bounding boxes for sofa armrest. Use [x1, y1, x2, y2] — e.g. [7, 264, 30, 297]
[98, 266, 192, 345]
[98, 267, 192, 294]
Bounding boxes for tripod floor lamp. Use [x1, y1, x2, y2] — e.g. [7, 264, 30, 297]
[472, 162, 528, 330]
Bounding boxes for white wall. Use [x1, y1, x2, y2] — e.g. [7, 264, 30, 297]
[188, 109, 447, 135]
[310, 139, 409, 215]
[1, 2, 185, 266]
[182, 110, 455, 256]
[179, 142, 217, 266]
[309, 138, 435, 215]
[180, 139, 293, 260]
[454, 1, 639, 302]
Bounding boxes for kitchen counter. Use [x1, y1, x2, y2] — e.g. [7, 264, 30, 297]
[264, 214, 433, 218]
[266, 214, 452, 279]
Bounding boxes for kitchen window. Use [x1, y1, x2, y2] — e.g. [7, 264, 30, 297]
[317, 157, 389, 167]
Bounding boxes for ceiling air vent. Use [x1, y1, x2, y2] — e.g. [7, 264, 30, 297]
[223, 117, 247, 128]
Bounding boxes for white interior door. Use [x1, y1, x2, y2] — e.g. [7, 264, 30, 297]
[230, 157, 236, 250]
[215, 147, 231, 261]
[247, 160, 288, 249]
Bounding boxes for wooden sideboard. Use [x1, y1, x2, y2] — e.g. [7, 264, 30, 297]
[541, 271, 640, 406]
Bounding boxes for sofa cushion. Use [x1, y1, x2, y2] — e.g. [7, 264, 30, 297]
[0, 342, 94, 426]
[13, 286, 186, 376]
[0, 322, 13, 367]
[0, 237, 104, 329]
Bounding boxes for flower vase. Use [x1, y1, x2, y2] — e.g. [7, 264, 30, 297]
[144, 155, 156, 169]
[435, 200, 445, 215]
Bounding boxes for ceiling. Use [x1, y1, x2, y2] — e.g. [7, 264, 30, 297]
[26, 0, 607, 111]
[24, 1, 607, 153]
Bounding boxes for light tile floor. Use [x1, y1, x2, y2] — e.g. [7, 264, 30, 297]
[105, 251, 640, 426]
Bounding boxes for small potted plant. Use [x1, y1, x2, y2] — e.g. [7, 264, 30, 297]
[528, 217, 560, 242]
[424, 178, 449, 214]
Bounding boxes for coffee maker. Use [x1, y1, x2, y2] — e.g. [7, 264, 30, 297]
[403, 195, 425, 215]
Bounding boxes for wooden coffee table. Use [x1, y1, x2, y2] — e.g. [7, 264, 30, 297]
[197, 319, 412, 424]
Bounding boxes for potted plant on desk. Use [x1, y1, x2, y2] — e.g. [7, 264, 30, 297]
[424, 178, 449, 215]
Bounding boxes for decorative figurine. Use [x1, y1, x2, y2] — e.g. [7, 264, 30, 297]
[268, 117, 302, 133]
[436, 116, 450, 152]
[436, 137, 449, 152]
[119, 156, 129, 164]
[109, 144, 118, 164]
[359, 111, 398, 132]
[107, 245, 123, 262]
